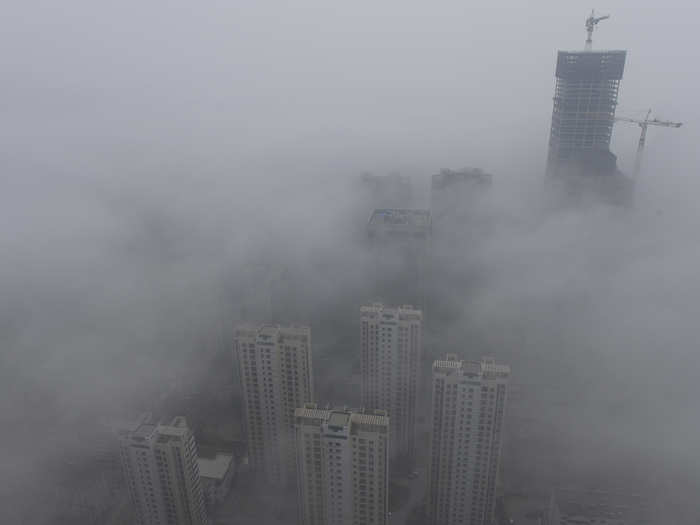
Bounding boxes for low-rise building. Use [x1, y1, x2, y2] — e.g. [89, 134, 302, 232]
[430, 167, 492, 225]
[197, 452, 235, 507]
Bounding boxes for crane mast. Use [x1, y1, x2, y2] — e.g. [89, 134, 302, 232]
[615, 109, 683, 175]
[585, 10, 610, 50]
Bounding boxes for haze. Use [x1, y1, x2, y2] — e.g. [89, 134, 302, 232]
[1, 1, 699, 524]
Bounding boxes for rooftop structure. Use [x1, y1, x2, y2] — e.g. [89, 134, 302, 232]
[431, 167, 492, 190]
[197, 453, 235, 507]
[359, 172, 413, 209]
[197, 454, 234, 481]
[431, 167, 493, 227]
[367, 208, 431, 240]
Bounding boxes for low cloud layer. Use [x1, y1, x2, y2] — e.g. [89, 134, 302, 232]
[2, 1, 698, 523]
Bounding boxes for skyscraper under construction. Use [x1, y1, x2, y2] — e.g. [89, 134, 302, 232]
[546, 14, 626, 177]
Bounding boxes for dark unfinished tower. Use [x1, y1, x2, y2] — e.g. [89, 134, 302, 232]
[546, 50, 626, 176]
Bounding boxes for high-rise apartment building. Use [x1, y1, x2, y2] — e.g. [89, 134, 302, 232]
[366, 210, 432, 309]
[367, 209, 432, 244]
[431, 168, 492, 225]
[119, 414, 209, 525]
[234, 323, 314, 485]
[546, 49, 626, 177]
[294, 404, 389, 525]
[359, 172, 414, 212]
[360, 303, 422, 462]
[427, 356, 510, 525]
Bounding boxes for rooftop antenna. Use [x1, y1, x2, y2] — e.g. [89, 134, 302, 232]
[585, 9, 610, 50]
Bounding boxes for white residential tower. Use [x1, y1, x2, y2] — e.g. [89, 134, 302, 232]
[295, 404, 390, 525]
[119, 415, 209, 525]
[360, 303, 422, 462]
[234, 323, 314, 485]
[427, 355, 510, 525]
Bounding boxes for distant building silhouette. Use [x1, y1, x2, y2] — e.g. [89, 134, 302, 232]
[359, 171, 413, 212]
[367, 208, 431, 243]
[431, 168, 492, 226]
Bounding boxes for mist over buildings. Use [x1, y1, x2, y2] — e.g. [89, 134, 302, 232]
[1, 1, 699, 524]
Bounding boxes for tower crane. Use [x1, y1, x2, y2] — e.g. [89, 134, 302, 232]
[615, 109, 682, 175]
[585, 10, 610, 50]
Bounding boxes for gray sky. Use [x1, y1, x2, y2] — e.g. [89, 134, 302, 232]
[3, 1, 697, 173]
[1, 1, 699, 523]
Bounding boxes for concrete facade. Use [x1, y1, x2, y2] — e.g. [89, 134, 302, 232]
[119, 415, 209, 525]
[547, 50, 626, 177]
[360, 303, 422, 462]
[234, 323, 314, 485]
[295, 405, 389, 525]
[197, 453, 235, 507]
[427, 356, 510, 525]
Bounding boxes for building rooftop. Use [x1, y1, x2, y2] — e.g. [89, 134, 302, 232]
[152, 417, 191, 444]
[131, 423, 157, 441]
[431, 168, 492, 189]
[296, 406, 332, 421]
[360, 303, 423, 320]
[235, 323, 310, 341]
[361, 172, 410, 184]
[295, 405, 389, 431]
[368, 208, 431, 227]
[197, 453, 234, 480]
[367, 209, 431, 239]
[434, 356, 510, 379]
[328, 412, 351, 429]
[555, 49, 626, 80]
[350, 412, 389, 428]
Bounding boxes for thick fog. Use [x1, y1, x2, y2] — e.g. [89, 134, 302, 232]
[2, 1, 699, 523]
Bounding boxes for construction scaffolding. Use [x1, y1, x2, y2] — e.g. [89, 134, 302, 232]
[547, 50, 626, 176]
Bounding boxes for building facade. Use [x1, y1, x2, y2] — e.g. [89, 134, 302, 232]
[197, 452, 235, 507]
[430, 168, 492, 225]
[367, 208, 432, 243]
[234, 323, 314, 485]
[360, 303, 422, 462]
[120, 415, 209, 525]
[547, 50, 626, 176]
[359, 172, 414, 213]
[295, 405, 390, 525]
[427, 356, 510, 525]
